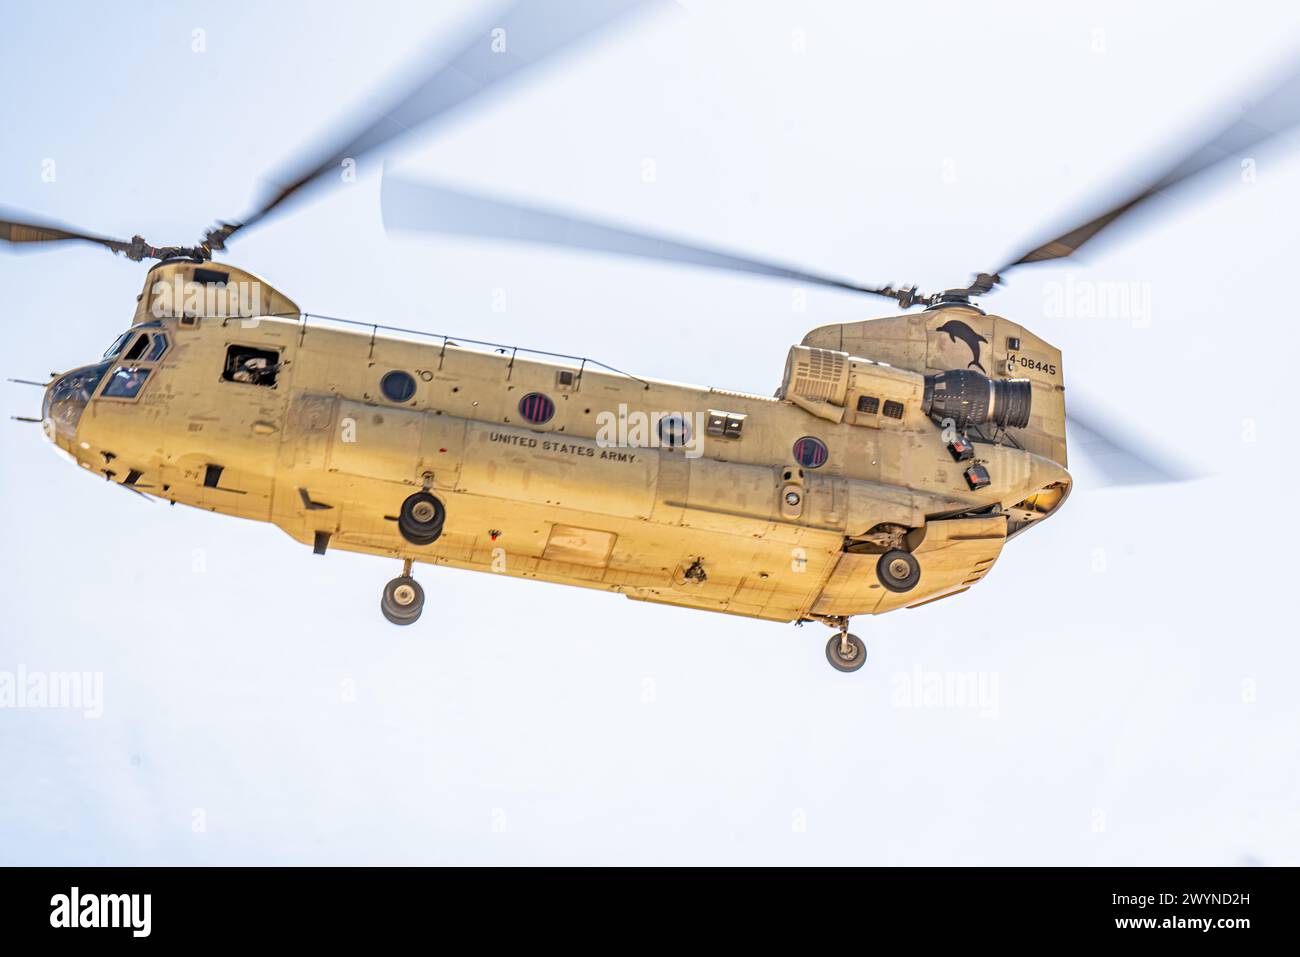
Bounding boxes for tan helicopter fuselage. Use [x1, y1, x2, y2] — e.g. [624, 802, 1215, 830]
[42, 261, 1071, 623]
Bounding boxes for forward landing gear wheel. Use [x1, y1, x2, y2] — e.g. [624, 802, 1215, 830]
[826, 633, 867, 673]
[399, 491, 445, 546]
[877, 549, 921, 593]
[381, 575, 425, 625]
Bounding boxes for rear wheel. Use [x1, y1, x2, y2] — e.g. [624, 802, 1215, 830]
[826, 633, 867, 673]
[877, 549, 920, 593]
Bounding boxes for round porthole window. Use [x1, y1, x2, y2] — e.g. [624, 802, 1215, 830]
[657, 413, 692, 450]
[380, 370, 417, 403]
[792, 436, 829, 469]
[518, 392, 555, 425]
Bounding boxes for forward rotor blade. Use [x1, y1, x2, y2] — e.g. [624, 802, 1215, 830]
[216, 0, 658, 247]
[993, 50, 1300, 277]
[1, 211, 205, 262]
[1066, 402, 1196, 486]
[0, 211, 131, 256]
[382, 174, 907, 301]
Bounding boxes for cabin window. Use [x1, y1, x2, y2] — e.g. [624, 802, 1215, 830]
[102, 366, 152, 399]
[223, 345, 280, 387]
[792, 436, 829, 469]
[883, 400, 905, 419]
[380, 370, 417, 403]
[518, 392, 555, 425]
[857, 395, 880, 414]
[144, 334, 169, 362]
[658, 413, 692, 449]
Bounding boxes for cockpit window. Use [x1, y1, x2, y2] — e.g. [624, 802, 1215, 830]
[122, 334, 149, 362]
[144, 334, 168, 361]
[102, 366, 152, 399]
[103, 332, 134, 358]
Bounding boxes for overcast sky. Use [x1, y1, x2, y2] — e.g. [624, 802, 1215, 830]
[2, 0, 1298, 865]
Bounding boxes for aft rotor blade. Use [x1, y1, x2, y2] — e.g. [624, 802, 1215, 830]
[1066, 403, 1196, 486]
[992, 50, 1300, 277]
[382, 174, 908, 301]
[216, 0, 659, 246]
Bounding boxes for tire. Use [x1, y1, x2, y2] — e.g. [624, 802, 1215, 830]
[826, 633, 867, 673]
[398, 492, 445, 546]
[381, 575, 424, 625]
[876, 549, 921, 593]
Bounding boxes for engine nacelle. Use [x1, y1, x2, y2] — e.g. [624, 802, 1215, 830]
[922, 369, 1032, 430]
[779, 345, 926, 426]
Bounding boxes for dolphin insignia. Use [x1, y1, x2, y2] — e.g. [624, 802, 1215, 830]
[936, 319, 988, 374]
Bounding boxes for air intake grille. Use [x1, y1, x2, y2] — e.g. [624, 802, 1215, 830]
[791, 348, 846, 400]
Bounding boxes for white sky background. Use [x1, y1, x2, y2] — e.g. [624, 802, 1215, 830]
[1, 0, 1298, 865]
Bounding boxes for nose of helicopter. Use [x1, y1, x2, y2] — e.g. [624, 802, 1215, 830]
[42, 362, 109, 448]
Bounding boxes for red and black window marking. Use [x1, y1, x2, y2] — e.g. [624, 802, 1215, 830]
[518, 392, 556, 425]
[792, 436, 829, 469]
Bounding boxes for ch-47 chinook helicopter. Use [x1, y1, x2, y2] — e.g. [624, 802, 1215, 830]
[4, 1, 1299, 671]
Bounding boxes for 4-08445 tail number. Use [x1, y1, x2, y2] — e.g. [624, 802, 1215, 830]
[1007, 354, 1057, 377]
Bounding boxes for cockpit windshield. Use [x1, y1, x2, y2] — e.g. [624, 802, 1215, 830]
[103, 329, 170, 363]
[42, 361, 111, 440]
[103, 332, 134, 358]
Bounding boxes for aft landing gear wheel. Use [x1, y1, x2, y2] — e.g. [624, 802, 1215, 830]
[826, 632, 867, 673]
[877, 549, 921, 593]
[398, 491, 445, 546]
[381, 575, 425, 625]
